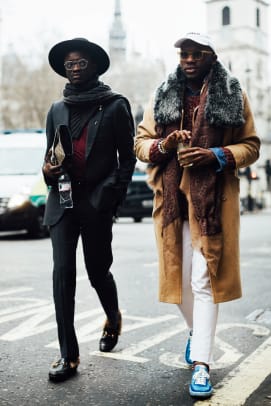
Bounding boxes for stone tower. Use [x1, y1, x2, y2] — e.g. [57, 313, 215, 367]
[205, 0, 271, 142]
[109, 0, 126, 64]
[206, 0, 271, 203]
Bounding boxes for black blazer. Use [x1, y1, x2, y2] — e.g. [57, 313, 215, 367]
[43, 96, 136, 226]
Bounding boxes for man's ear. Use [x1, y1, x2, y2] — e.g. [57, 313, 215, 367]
[212, 54, 217, 64]
[92, 63, 98, 76]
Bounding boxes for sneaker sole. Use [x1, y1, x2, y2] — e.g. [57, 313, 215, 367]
[189, 387, 213, 398]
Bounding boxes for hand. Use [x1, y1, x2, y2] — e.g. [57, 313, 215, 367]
[177, 130, 192, 145]
[178, 147, 216, 168]
[43, 151, 63, 179]
[161, 130, 191, 151]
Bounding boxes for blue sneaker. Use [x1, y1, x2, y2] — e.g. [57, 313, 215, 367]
[189, 364, 213, 398]
[185, 331, 193, 366]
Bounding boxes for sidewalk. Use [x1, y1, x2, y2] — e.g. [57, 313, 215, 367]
[245, 374, 271, 405]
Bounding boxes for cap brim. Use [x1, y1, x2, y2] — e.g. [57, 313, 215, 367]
[174, 38, 187, 48]
[174, 35, 216, 53]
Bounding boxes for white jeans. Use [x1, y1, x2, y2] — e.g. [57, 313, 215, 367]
[177, 221, 219, 364]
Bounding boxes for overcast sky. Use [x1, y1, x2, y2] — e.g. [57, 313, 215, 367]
[0, 0, 206, 71]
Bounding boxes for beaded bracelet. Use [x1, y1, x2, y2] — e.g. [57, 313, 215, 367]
[157, 139, 169, 154]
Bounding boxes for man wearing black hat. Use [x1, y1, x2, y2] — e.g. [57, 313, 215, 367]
[42, 38, 136, 382]
[135, 32, 260, 398]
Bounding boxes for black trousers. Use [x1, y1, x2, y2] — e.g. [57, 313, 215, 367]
[50, 191, 119, 361]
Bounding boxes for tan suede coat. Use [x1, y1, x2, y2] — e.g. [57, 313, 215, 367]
[135, 93, 260, 304]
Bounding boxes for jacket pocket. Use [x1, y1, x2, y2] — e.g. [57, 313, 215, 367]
[89, 170, 119, 212]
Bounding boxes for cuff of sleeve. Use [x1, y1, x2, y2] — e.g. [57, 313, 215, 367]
[210, 147, 236, 172]
[150, 139, 169, 163]
[222, 147, 236, 169]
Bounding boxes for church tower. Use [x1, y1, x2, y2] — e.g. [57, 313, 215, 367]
[206, 0, 271, 204]
[109, 0, 126, 64]
[206, 0, 271, 144]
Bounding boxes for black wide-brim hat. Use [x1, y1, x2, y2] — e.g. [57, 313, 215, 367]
[48, 37, 110, 77]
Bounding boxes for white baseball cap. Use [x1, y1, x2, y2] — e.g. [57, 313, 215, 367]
[174, 32, 216, 54]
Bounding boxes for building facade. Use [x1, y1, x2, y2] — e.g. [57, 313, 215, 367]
[206, 0, 271, 206]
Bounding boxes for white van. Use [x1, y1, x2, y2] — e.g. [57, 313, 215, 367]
[0, 130, 49, 238]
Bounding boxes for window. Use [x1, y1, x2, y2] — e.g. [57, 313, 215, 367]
[222, 6, 230, 26]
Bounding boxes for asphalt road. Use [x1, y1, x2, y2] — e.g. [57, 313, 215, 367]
[0, 211, 270, 406]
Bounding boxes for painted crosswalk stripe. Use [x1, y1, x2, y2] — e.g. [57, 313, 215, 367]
[0, 287, 33, 296]
[195, 334, 271, 406]
[92, 323, 185, 363]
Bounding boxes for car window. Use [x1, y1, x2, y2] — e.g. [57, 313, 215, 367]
[127, 181, 153, 195]
[0, 147, 44, 175]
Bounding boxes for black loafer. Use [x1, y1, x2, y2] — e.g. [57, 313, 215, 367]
[99, 312, 122, 352]
[48, 357, 80, 382]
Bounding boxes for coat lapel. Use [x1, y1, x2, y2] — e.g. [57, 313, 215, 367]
[85, 104, 104, 158]
[53, 101, 105, 159]
[52, 101, 69, 126]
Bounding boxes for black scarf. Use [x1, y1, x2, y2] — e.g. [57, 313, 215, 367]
[63, 77, 120, 139]
[63, 77, 117, 105]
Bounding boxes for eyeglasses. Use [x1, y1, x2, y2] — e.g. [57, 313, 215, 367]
[64, 58, 89, 70]
[178, 50, 214, 61]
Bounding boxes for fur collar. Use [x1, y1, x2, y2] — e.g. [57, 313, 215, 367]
[154, 61, 245, 127]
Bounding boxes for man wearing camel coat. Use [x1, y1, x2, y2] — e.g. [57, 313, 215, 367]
[135, 32, 260, 398]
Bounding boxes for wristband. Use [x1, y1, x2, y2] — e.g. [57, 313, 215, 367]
[157, 139, 169, 154]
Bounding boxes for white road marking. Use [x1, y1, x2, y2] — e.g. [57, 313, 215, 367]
[159, 335, 244, 371]
[92, 322, 185, 363]
[159, 323, 270, 371]
[76, 313, 169, 344]
[47, 313, 178, 349]
[0, 304, 55, 340]
[246, 309, 265, 322]
[0, 304, 54, 326]
[0, 298, 50, 316]
[76, 275, 88, 281]
[246, 309, 271, 325]
[212, 336, 243, 369]
[46, 310, 105, 348]
[1, 307, 104, 341]
[1, 287, 271, 405]
[195, 334, 271, 406]
[216, 322, 270, 337]
[0, 287, 33, 296]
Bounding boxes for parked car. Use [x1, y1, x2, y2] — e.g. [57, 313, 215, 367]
[0, 130, 49, 238]
[116, 173, 153, 222]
